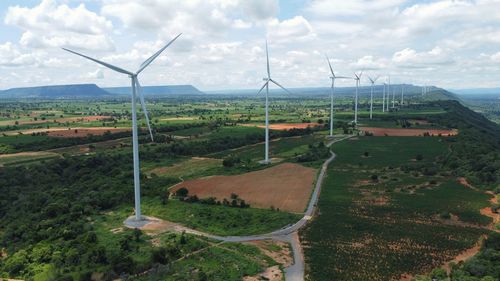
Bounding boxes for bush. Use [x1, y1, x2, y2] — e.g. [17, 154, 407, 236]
[175, 187, 189, 197]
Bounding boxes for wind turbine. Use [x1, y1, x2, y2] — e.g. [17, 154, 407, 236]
[382, 82, 386, 113]
[368, 75, 379, 119]
[353, 71, 363, 125]
[257, 41, 292, 164]
[325, 54, 350, 137]
[401, 84, 405, 106]
[63, 33, 182, 222]
[387, 75, 391, 111]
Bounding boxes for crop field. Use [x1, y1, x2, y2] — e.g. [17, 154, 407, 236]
[359, 127, 458, 136]
[301, 136, 491, 281]
[170, 162, 317, 213]
[241, 122, 320, 130]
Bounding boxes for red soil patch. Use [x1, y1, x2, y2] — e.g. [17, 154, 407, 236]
[442, 236, 485, 273]
[359, 127, 458, 137]
[47, 127, 130, 138]
[170, 163, 317, 213]
[243, 123, 319, 131]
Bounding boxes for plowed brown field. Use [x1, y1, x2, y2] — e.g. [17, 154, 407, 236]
[170, 163, 317, 213]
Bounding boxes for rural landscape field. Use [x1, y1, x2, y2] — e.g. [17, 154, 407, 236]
[1, 1, 500, 281]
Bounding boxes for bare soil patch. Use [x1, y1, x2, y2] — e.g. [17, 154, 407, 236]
[246, 240, 293, 267]
[359, 127, 458, 137]
[170, 163, 317, 213]
[243, 265, 282, 281]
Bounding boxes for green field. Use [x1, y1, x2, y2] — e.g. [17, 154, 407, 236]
[301, 136, 491, 281]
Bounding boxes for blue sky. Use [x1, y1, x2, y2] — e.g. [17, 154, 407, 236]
[1, 0, 499, 90]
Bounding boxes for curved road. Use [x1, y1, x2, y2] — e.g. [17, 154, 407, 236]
[136, 135, 351, 280]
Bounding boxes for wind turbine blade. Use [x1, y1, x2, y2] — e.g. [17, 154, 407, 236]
[325, 54, 335, 76]
[266, 40, 271, 78]
[257, 82, 269, 95]
[135, 78, 154, 141]
[336, 76, 352, 79]
[136, 33, 182, 74]
[62, 48, 133, 75]
[270, 79, 292, 95]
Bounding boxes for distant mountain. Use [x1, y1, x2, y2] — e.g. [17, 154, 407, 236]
[207, 84, 459, 101]
[0, 84, 110, 99]
[104, 85, 204, 96]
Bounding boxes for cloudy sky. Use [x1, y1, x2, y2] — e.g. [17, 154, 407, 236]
[0, 0, 499, 91]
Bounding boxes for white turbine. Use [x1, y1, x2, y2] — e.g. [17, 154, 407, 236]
[392, 88, 396, 108]
[353, 71, 363, 125]
[63, 33, 182, 222]
[382, 82, 386, 113]
[257, 41, 291, 164]
[387, 75, 391, 111]
[401, 84, 405, 106]
[325, 54, 350, 137]
[368, 75, 379, 119]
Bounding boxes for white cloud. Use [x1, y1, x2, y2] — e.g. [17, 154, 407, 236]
[101, 0, 277, 37]
[87, 69, 104, 79]
[267, 16, 314, 42]
[351, 55, 386, 70]
[392, 47, 454, 68]
[5, 0, 114, 51]
[0, 42, 37, 67]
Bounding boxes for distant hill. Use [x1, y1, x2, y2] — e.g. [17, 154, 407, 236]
[208, 84, 459, 101]
[104, 85, 204, 96]
[0, 84, 205, 99]
[0, 84, 110, 99]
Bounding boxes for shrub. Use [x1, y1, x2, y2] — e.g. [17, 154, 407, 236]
[175, 187, 189, 197]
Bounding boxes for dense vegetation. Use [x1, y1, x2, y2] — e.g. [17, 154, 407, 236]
[430, 101, 500, 190]
[0, 127, 303, 279]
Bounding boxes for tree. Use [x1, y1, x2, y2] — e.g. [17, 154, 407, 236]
[151, 247, 168, 264]
[176, 187, 189, 197]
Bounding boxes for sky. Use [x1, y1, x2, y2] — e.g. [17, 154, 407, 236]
[0, 0, 499, 91]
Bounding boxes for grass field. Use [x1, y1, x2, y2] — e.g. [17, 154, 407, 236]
[301, 136, 491, 281]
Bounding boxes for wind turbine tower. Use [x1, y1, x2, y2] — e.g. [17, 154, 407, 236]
[354, 71, 363, 125]
[63, 34, 182, 223]
[401, 84, 405, 106]
[387, 75, 391, 111]
[325, 55, 350, 137]
[256, 41, 291, 164]
[368, 75, 379, 119]
[382, 82, 386, 113]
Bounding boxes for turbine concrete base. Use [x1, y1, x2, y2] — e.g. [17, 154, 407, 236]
[124, 215, 153, 229]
